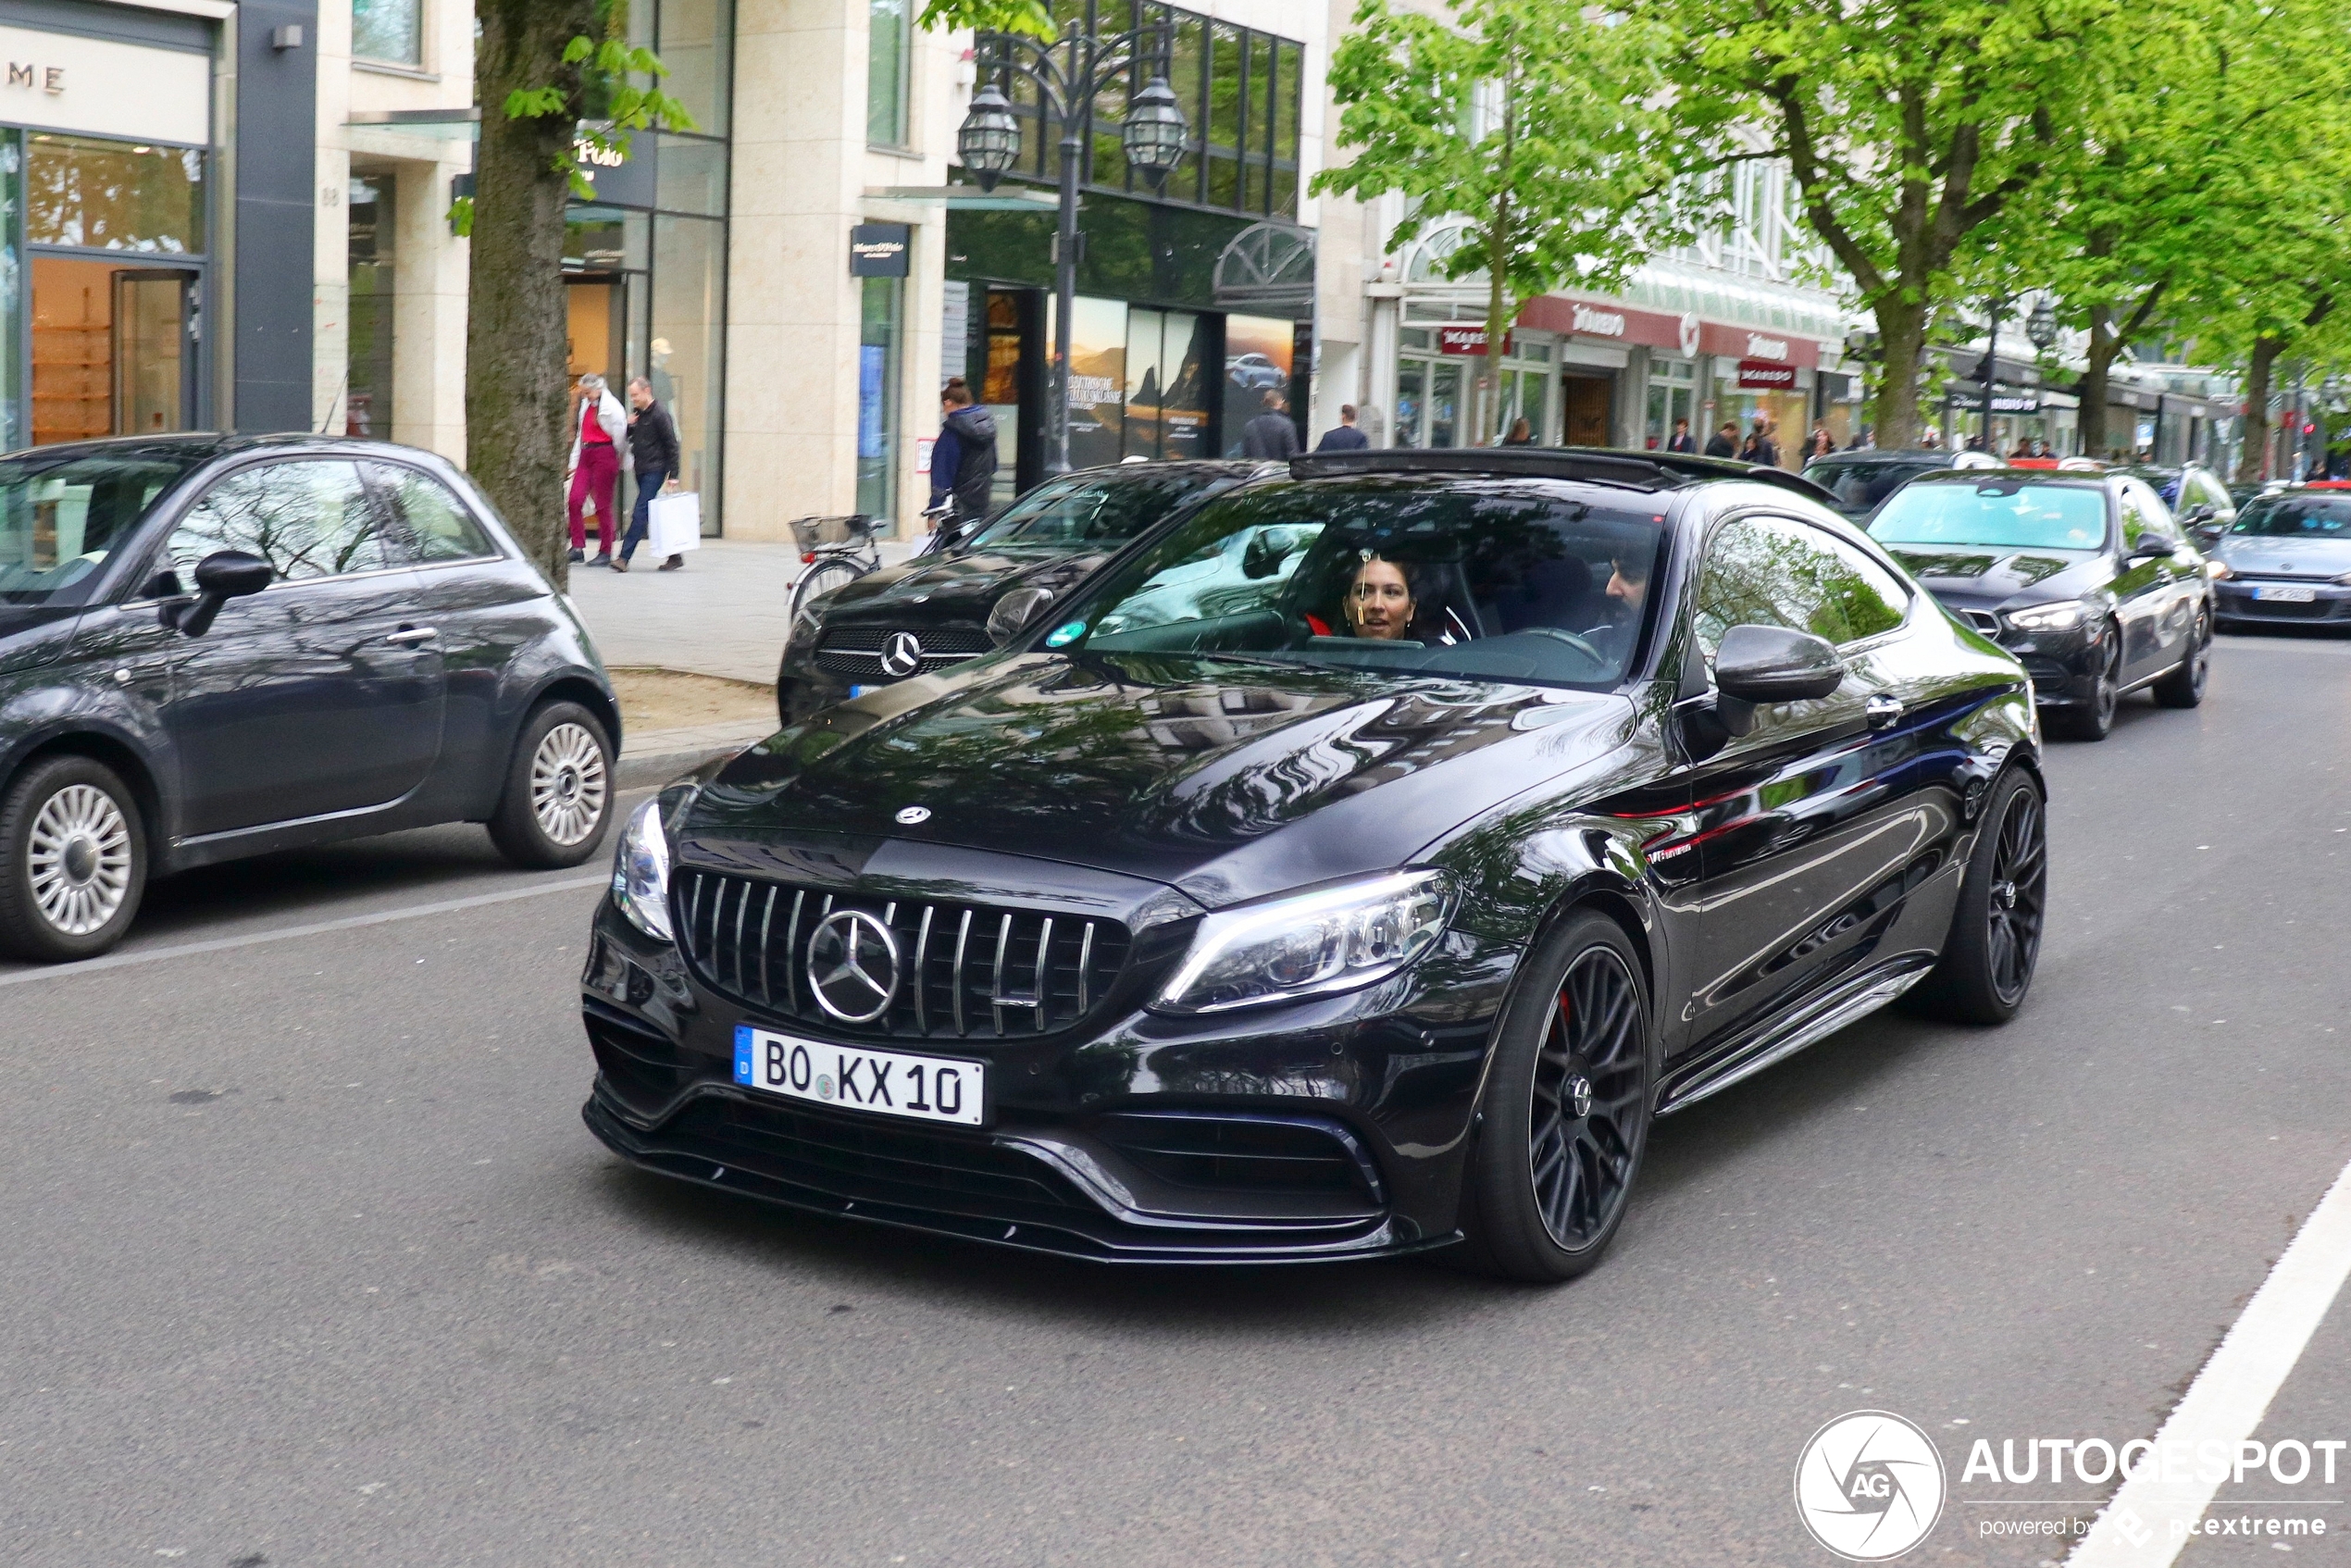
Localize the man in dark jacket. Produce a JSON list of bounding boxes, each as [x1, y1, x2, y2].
[[929, 379, 998, 537], [1665, 418, 1697, 454], [1241, 391, 1301, 459], [616, 376, 684, 572], [1315, 403, 1370, 452], [1703, 420, 1739, 458]]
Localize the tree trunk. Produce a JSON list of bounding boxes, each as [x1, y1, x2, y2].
[[1481, 213, 1510, 448], [469, 0, 598, 589], [2238, 335, 2283, 484], [1870, 298, 1929, 451], [2076, 308, 2118, 459]]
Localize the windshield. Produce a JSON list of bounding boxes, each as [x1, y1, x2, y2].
[[2231, 495, 2351, 539], [1803, 459, 1933, 516], [1051, 476, 1670, 690], [1870, 479, 2108, 551], [0, 448, 201, 606], [963, 467, 1229, 551]]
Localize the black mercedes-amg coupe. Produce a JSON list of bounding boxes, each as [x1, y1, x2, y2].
[[580, 448, 2046, 1282]]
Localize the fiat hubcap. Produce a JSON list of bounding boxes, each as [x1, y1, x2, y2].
[[27, 784, 132, 936], [529, 723, 609, 846]]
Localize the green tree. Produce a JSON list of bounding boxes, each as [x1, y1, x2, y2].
[[1313, 0, 1680, 444], [1649, 0, 2118, 448]]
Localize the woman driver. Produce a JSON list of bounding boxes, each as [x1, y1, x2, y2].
[[1343, 553, 1418, 640]]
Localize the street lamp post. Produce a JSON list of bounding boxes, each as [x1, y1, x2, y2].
[[2024, 298, 2058, 452], [1978, 295, 2008, 452], [957, 25, 1188, 478]]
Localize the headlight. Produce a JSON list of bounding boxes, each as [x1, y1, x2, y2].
[[612, 797, 675, 942], [2208, 561, 2233, 579], [1152, 870, 1452, 1015], [2002, 600, 2086, 633], [2333, 570, 2351, 586]]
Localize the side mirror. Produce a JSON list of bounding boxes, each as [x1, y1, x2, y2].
[[2182, 504, 2216, 525], [1713, 624, 1847, 704], [1240, 529, 1293, 580], [2127, 537, 2177, 562], [174, 549, 274, 637], [986, 584, 1056, 646]]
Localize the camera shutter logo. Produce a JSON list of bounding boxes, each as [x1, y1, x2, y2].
[[1793, 1411, 1946, 1561], [878, 630, 924, 678], [806, 910, 901, 1023]]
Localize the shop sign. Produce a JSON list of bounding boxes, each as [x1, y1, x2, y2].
[[0, 23, 207, 145], [1990, 394, 2040, 414], [1437, 323, 1511, 355], [1569, 303, 1626, 338], [849, 222, 912, 278], [1744, 333, 1790, 362], [1678, 313, 1701, 355], [1737, 359, 1797, 390]]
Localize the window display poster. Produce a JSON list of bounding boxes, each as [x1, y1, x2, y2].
[[1125, 307, 1210, 462], [1222, 314, 1295, 455], [1049, 295, 1129, 472]]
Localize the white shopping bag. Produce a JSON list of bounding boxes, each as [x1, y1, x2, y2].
[[648, 490, 702, 555]]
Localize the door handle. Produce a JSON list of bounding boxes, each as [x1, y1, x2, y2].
[[1864, 692, 1902, 730], [385, 626, 438, 646]]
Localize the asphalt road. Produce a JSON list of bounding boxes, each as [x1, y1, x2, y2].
[[4, 632, 2349, 1568]]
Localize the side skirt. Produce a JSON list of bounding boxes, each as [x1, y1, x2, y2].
[[1656, 956, 1934, 1115]]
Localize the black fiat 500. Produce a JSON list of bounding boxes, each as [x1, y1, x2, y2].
[[581, 449, 2044, 1281], [776, 461, 1273, 727], [0, 435, 619, 962], [1868, 469, 2213, 740]]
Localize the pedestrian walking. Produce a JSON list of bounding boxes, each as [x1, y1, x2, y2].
[[1499, 417, 1535, 446], [1665, 418, 1697, 454], [1241, 391, 1301, 459], [1807, 423, 1835, 460], [1315, 404, 1370, 452], [1758, 421, 1782, 467], [1703, 420, 1739, 458], [615, 375, 683, 573], [1848, 426, 1874, 451], [566, 372, 628, 566], [928, 378, 998, 540]]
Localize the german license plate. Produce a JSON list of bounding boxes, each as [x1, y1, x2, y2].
[[732, 1025, 985, 1126], [2257, 585, 2317, 603]]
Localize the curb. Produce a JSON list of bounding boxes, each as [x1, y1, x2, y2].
[[617, 740, 758, 790]]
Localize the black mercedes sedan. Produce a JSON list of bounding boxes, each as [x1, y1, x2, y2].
[[0, 435, 619, 962], [581, 448, 2044, 1282], [776, 460, 1275, 728], [1867, 468, 2212, 740]]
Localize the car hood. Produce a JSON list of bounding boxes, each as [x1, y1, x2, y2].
[[2211, 536, 2351, 576], [1882, 544, 2108, 610], [687, 653, 1642, 909], [822, 545, 1113, 625]]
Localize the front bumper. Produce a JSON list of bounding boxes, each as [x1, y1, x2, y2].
[[2212, 579, 2351, 627], [1981, 622, 2105, 709], [578, 893, 1497, 1263]]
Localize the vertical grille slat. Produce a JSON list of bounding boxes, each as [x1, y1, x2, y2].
[[674, 873, 1127, 1041]]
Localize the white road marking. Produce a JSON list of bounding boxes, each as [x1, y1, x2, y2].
[[2068, 1153, 2351, 1566], [0, 873, 612, 989]]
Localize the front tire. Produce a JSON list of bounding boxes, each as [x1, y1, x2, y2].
[[1455, 911, 1655, 1283], [2048, 622, 2121, 741], [488, 702, 615, 869], [2151, 606, 2211, 708], [0, 755, 147, 962], [1902, 768, 2047, 1026]]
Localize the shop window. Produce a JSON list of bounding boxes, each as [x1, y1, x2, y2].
[[1396, 361, 1425, 448], [25, 135, 202, 255], [866, 0, 909, 147], [353, 0, 422, 66], [347, 176, 395, 440], [1124, 306, 1207, 461], [661, 0, 733, 136], [654, 135, 728, 217], [858, 275, 902, 521], [652, 215, 725, 530]]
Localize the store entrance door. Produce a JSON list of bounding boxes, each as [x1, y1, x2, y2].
[[31, 257, 197, 444], [566, 277, 629, 386], [1562, 373, 1611, 447]]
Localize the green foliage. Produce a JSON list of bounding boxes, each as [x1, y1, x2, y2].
[[915, 0, 1055, 40]]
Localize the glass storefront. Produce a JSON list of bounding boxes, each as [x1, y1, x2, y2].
[[1644, 356, 1698, 449], [1393, 326, 1556, 447], [857, 275, 901, 518], [346, 176, 394, 438]]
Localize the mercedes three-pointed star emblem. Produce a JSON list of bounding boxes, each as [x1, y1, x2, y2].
[[806, 909, 901, 1022], [878, 630, 924, 678]]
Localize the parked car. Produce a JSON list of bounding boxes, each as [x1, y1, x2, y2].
[[0, 435, 619, 962], [581, 446, 2045, 1282], [1867, 467, 2212, 740], [775, 461, 1273, 728], [1802, 449, 1984, 522], [1225, 353, 1287, 392], [2117, 463, 2237, 546], [2207, 487, 2351, 630]]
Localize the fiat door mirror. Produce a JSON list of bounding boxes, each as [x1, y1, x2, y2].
[[2126, 537, 2176, 562], [174, 549, 274, 637]]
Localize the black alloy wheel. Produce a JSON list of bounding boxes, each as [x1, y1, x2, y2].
[[2152, 606, 2211, 708], [1456, 910, 1654, 1282], [1903, 768, 2047, 1026], [2052, 622, 2121, 740]]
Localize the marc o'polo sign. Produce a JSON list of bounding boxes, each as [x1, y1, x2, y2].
[[850, 223, 912, 278]]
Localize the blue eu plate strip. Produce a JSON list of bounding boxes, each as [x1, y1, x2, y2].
[[732, 1025, 753, 1084]]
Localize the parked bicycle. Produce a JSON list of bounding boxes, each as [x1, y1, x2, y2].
[[786, 514, 882, 641]]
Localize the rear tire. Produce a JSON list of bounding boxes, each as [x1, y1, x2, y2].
[[2151, 606, 2211, 708], [1454, 911, 1655, 1283], [2048, 623, 2121, 741], [0, 755, 147, 962], [1902, 768, 2046, 1026], [789, 560, 864, 641], [488, 701, 615, 869]]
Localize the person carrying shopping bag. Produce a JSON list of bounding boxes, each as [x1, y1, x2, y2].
[[566, 372, 629, 566], [615, 376, 684, 572]]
